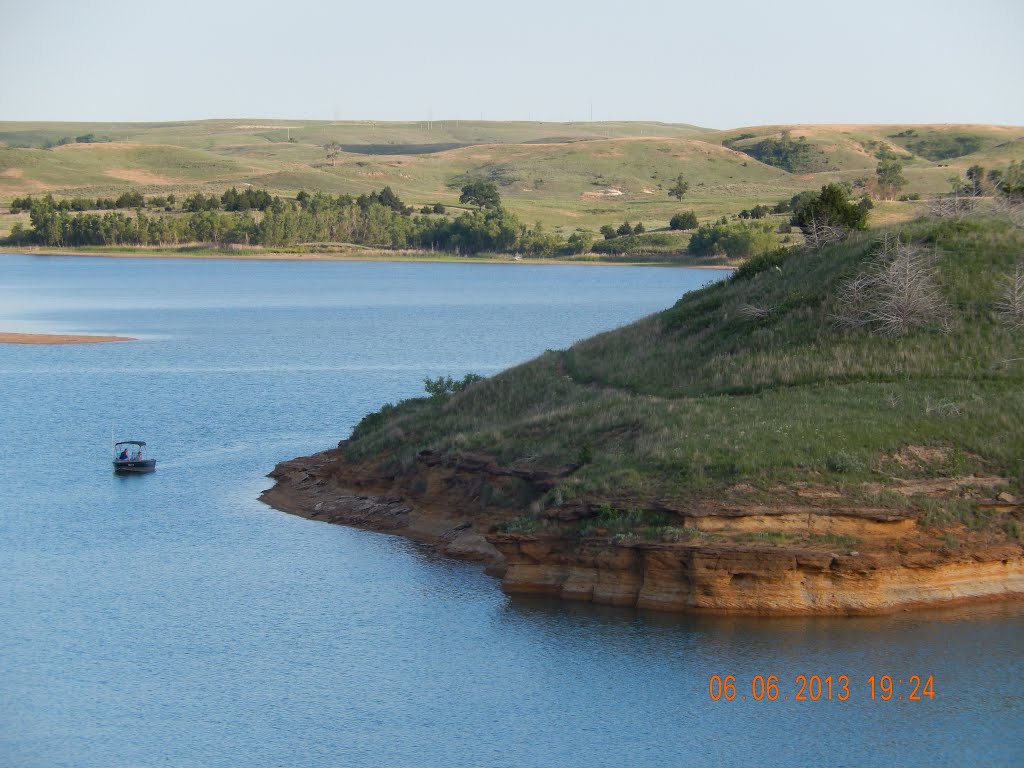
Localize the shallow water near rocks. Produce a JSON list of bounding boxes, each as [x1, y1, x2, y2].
[[1, 254, 1020, 767]]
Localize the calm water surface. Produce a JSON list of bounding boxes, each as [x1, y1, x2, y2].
[[0, 254, 1020, 768]]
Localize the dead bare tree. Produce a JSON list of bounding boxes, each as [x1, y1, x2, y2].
[[926, 192, 977, 219], [324, 141, 342, 168], [992, 192, 1024, 229], [995, 260, 1024, 330], [739, 303, 774, 319], [834, 234, 950, 335], [801, 212, 848, 250]]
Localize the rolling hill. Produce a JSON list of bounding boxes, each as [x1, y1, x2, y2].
[[3, 120, 1023, 239]]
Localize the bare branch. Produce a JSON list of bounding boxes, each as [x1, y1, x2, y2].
[[739, 303, 773, 319], [926, 193, 977, 219], [992, 193, 1024, 229], [833, 234, 950, 336], [801, 211, 848, 250], [995, 260, 1024, 330]]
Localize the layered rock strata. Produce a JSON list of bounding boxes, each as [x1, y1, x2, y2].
[[261, 447, 1024, 615]]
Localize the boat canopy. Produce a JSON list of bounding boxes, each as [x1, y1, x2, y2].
[[114, 441, 147, 447]]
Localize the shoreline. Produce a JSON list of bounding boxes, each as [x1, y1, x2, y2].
[[0, 246, 737, 269], [261, 449, 1024, 617], [0, 332, 136, 345]]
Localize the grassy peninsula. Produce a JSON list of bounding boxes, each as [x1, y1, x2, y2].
[[265, 212, 1024, 613], [347, 214, 1024, 528]]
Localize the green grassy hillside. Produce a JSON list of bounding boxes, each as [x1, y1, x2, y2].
[[343, 215, 1024, 539], [3, 120, 1023, 238]]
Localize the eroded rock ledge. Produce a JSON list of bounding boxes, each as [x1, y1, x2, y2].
[[260, 446, 1024, 615]]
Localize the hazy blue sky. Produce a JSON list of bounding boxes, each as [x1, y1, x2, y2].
[[2, 0, 1021, 127]]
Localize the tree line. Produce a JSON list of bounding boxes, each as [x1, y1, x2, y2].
[[10, 191, 164, 213], [5, 183, 575, 256]]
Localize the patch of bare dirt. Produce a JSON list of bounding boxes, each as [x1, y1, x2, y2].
[[581, 188, 624, 199], [864, 476, 1009, 498], [893, 445, 950, 468], [104, 168, 178, 185]]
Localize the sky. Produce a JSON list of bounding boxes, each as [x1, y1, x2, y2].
[[2, 0, 1022, 128]]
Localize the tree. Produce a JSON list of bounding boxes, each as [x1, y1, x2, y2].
[[734, 129, 828, 172], [995, 260, 1024, 329], [965, 165, 986, 196], [835, 234, 949, 335], [669, 211, 698, 230], [616, 221, 633, 236], [875, 159, 907, 200], [459, 180, 501, 209], [792, 184, 869, 231], [633, 222, 645, 234], [687, 220, 777, 258], [600, 224, 617, 240], [324, 141, 342, 167], [115, 190, 145, 209], [564, 232, 593, 255], [739, 205, 772, 220], [668, 174, 689, 201], [183, 193, 220, 212]]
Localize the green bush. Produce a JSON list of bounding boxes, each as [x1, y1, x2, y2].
[[669, 211, 698, 230], [687, 221, 777, 258], [729, 248, 788, 282], [424, 373, 484, 398]]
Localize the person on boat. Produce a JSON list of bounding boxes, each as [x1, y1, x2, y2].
[[119, 448, 129, 460]]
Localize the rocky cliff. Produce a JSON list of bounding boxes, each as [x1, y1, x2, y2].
[[261, 445, 1024, 615]]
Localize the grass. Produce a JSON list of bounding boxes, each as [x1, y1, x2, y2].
[[344, 214, 1024, 538]]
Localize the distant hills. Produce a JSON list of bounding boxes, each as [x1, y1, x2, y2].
[[2, 120, 1022, 234]]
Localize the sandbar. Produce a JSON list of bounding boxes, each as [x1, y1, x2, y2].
[[0, 332, 135, 345]]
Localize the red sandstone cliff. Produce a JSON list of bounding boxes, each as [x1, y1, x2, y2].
[[260, 445, 1024, 615]]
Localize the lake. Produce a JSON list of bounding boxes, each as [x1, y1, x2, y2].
[[0, 254, 1020, 768]]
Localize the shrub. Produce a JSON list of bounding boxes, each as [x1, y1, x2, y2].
[[423, 373, 484, 398], [792, 184, 869, 231], [729, 248, 788, 282], [563, 232, 593, 255], [825, 451, 864, 474], [687, 221, 777, 258], [669, 211, 698, 230]]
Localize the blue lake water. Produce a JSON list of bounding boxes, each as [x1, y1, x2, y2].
[[0, 254, 1021, 768]]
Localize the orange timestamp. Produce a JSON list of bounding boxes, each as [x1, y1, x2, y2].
[[708, 674, 936, 702]]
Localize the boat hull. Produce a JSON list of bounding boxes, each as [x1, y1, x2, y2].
[[113, 459, 157, 473]]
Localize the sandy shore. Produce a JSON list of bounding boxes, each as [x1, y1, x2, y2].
[[0, 332, 136, 345]]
